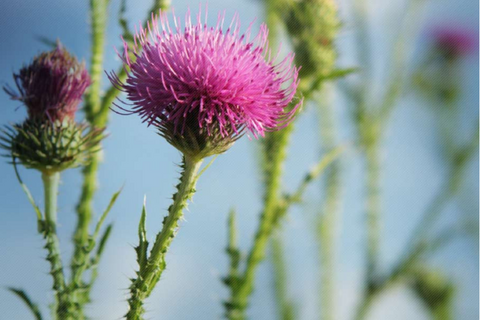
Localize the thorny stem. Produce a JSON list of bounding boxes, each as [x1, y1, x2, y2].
[[41, 172, 74, 319], [71, 0, 108, 313], [126, 156, 203, 320]]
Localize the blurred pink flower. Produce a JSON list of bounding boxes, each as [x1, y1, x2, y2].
[[431, 26, 478, 57], [108, 8, 301, 139], [4, 42, 91, 122]]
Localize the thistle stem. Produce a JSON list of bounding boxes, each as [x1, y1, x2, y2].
[[41, 172, 73, 319], [271, 234, 295, 320], [226, 126, 292, 320], [365, 135, 381, 282], [126, 156, 203, 320], [71, 0, 108, 315], [316, 85, 341, 320], [73, 0, 107, 270]]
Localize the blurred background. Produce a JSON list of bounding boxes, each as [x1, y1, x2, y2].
[[0, 0, 477, 319]]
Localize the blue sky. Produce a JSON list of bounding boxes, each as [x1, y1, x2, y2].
[[0, 0, 478, 319]]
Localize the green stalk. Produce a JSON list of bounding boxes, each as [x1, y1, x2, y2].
[[72, 0, 108, 294], [316, 85, 341, 320], [271, 234, 295, 320], [226, 125, 293, 320], [126, 156, 203, 320], [41, 172, 73, 319], [365, 134, 381, 283], [84, 0, 108, 122]]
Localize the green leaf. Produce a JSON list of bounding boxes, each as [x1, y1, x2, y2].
[[12, 158, 43, 222], [289, 143, 348, 204], [92, 187, 122, 240], [303, 67, 359, 99], [318, 67, 359, 82], [408, 268, 455, 320], [34, 35, 57, 48], [95, 223, 113, 262], [136, 196, 149, 271], [7, 288, 43, 320]]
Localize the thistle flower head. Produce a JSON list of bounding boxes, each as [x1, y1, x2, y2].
[[4, 41, 91, 122], [108, 8, 301, 158], [431, 27, 478, 58]]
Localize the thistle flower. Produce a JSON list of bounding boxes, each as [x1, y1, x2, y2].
[[4, 41, 91, 122], [1, 43, 101, 174], [431, 27, 478, 59], [108, 9, 301, 159]]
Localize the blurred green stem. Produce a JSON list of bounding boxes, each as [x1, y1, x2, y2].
[[365, 133, 381, 282], [354, 132, 478, 319], [226, 125, 293, 320], [126, 156, 203, 320], [271, 233, 295, 320], [72, 0, 108, 297], [316, 85, 341, 320]]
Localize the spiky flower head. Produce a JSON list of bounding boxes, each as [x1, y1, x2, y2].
[[108, 8, 301, 159], [1, 43, 102, 174], [4, 41, 91, 122], [1, 120, 103, 174]]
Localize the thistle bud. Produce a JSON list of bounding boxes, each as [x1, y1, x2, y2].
[[2, 119, 102, 174], [4, 41, 91, 122], [284, 0, 340, 80], [1, 42, 102, 173]]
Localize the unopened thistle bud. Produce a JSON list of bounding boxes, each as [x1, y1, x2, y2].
[[1, 42, 102, 174], [284, 0, 340, 81], [108, 9, 301, 160]]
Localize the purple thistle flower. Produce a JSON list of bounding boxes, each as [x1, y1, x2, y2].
[[431, 27, 478, 58], [108, 8, 301, 143], [4, 42, 91, 122]]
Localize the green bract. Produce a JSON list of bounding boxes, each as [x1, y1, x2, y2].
[[1, 119, 103, 174], [157, 113, 241, 161]]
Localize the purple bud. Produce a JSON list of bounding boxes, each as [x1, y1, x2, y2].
[[4, 42, 91, 122]]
